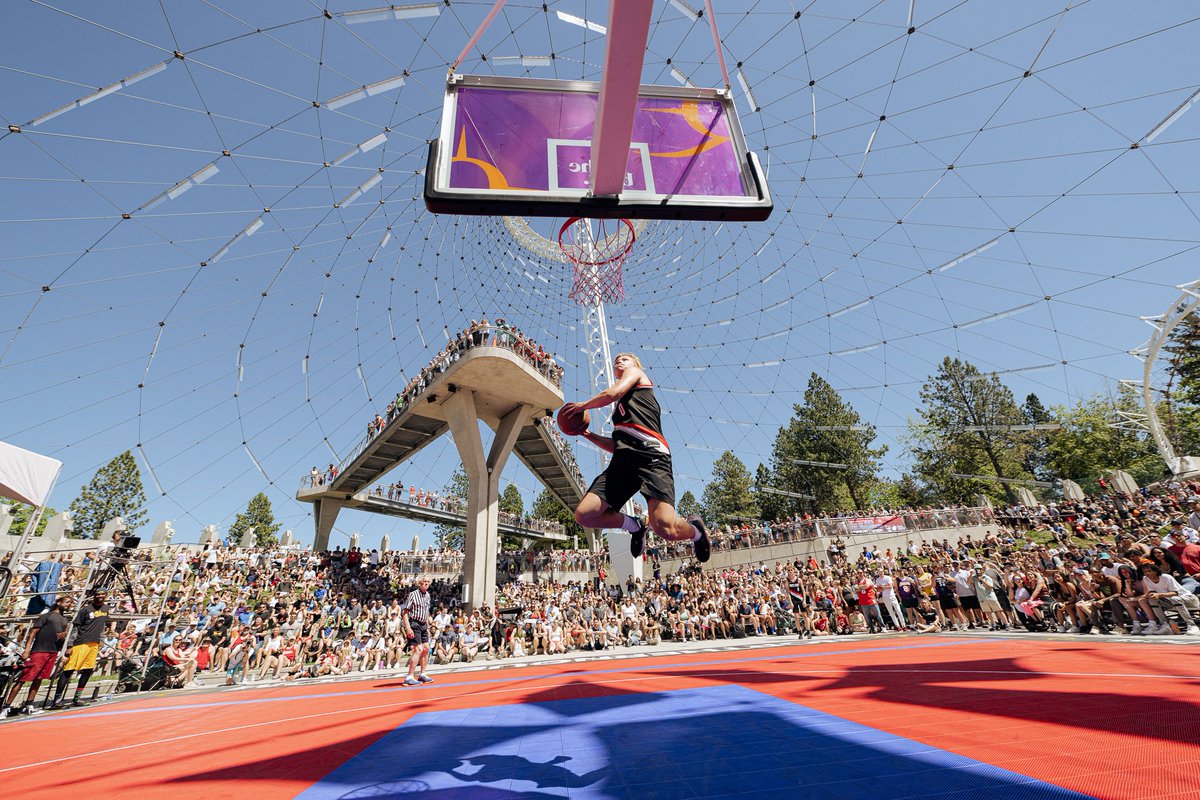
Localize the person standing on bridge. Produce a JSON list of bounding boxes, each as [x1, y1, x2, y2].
[[561, 353, 710, 564], [401, 577, 434, 686]]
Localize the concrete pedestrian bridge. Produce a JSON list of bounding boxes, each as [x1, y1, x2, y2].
[[297, 345, 589, 609]]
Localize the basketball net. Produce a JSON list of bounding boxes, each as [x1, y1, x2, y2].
[[558, 217, 635, 306]]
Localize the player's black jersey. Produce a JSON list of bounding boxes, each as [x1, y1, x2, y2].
[[612, 383, 669, 456]]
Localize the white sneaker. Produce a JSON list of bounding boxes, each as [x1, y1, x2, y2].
[[403, 676, 419, 686], [1186, 627, 1200, 636], [1068, 626, 1080, 634], [1153, 624, 1175, 636], [1130, 623, 1145, 635]]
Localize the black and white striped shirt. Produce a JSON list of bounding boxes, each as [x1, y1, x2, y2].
[[401, 588, 431, 624]]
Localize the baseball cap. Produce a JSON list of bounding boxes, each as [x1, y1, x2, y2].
[[1098, 552, 1112, 560]]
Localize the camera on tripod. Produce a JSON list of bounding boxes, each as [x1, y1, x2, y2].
[[113, 534, 141, 552], [92, 532, 143, 611]]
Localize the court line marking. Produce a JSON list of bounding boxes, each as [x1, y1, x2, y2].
[[3, 652, 1198, 777], [24, 639, 985, 721]]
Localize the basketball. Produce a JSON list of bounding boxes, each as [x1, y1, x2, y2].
[[556, 405, 590, 436]]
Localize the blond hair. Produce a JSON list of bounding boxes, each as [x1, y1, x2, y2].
[[614, 352, 643, 369]]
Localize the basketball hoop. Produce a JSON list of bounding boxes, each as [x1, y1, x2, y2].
[[558, 217, 635, 306]]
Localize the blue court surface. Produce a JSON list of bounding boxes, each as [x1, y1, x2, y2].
[[295, 684, 1093, 799]]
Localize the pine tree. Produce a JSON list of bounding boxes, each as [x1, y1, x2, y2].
[[531, 486, 580, 549], [68, 450, 149, 538], [1022, 393, 1055, 485], [910, 357, 1032, 505], [434, 466, 470, 551], [701, 451, 758, 525], [769, 372, 886, 512], [499, 483, 526, 551], [499, 484, 524, 517], [228, 491, 281, 547], [753, 463, 789, 520], [1, 501, 58, 537], [676, 490, 702, 519]]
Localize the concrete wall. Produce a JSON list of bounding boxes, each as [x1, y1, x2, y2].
[[652, 523, 993, 575]]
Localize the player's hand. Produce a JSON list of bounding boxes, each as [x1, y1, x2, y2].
[[561, 401, 586, 417]]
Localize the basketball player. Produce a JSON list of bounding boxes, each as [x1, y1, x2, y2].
[[562, 353, 711, 563]]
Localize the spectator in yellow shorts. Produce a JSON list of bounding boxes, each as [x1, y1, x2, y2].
[[50, 589, 110, 709]]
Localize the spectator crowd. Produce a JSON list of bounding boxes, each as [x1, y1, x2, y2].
[[4, 479, 1200, 717]]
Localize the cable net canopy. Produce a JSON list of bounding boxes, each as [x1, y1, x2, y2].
[[1, 2, 1199, 541]]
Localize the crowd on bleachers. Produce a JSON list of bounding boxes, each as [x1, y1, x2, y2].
[[3, 480, 1199, 716]]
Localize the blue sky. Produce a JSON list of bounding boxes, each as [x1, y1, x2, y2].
[[2, 1, 1199, 548]]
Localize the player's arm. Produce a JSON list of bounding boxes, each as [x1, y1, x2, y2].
[[566, 367, 644, 414], [583, 430, 615, 453]]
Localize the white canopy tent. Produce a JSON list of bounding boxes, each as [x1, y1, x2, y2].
[[0, 440, 63, 595], [0, 440, 62, 507]]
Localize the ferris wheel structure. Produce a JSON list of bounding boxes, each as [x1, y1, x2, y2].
[[1122, 281, 1200, 476]]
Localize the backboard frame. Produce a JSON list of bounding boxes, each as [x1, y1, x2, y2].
[[424, 73, 772, 221]]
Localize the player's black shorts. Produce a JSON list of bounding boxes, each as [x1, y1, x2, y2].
[[587, 447, 675, 510], [407, 620, 430, 645]]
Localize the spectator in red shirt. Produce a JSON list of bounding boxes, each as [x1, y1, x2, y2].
[[855, 572, 885, 633], [1166, 529, 1200, 594]]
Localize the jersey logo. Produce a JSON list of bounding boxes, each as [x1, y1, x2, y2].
[[617, 402, 625, 416]]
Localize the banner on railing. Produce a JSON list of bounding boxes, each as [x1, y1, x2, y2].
[[844, 515, 907, 534]]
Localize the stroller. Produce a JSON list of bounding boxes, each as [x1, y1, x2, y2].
[[115, 655, 176, 693]]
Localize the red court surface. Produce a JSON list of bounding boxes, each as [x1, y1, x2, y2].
[[1, 635, 1197, 799]]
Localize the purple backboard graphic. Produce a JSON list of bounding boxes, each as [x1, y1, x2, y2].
[[425, 75, 772, 221]]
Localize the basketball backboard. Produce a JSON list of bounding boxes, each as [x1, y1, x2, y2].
[[424, 74, 772, 221]]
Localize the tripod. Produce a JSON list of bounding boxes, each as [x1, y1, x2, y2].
[[89, 548, 140, 613]]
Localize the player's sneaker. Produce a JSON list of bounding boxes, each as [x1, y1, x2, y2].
[[403, 676, 420, 686], [629, 517, 648, 559], [417, 674, 434, 684], [688, 516, 711, 563]]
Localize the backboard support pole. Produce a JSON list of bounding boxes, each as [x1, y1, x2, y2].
[[589, 0, 654, 197]]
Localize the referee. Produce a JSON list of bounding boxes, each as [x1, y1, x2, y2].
[[402, 577, 434, 686]]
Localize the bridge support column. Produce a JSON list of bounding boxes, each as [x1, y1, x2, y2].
[[445, 390, 532, 611], [312, 497, 343, 552]]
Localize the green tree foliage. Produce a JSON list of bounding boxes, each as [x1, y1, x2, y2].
[[0, 501, 58, 537], [498, 483, 527, 551], [752, 464, 785, 521], [1043, 390, 1165, 491], [1022, 393, 1055, 486], [1162, 312, 1200, 454], [68, 450, 149, 538], [676, 490, 702, 519], [499, 484, 524, 516], [768, 373, 886, 512], [893, 474, 928, 507], [701, 451, 758, 525], [910, 357, 1032, 505], [531, 487, 580, 549], [228, 491, 281, 547], [434, 466, 470, 551]]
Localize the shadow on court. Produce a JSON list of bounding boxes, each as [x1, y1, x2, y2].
[[161, 684, 1094, 799]]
